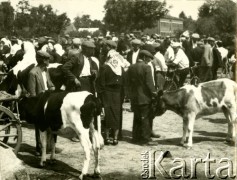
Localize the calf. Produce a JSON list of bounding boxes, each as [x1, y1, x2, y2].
[[19, 91, 104, 180], [155, 78, 237, 148]]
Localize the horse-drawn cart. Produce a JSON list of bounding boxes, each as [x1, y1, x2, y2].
[[0, 92, 22, 154]]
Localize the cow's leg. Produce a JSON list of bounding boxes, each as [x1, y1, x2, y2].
[[180, 118, 188, 145], [76, 132, 91, 180], [39, 131, 47, 167], [228, 108, 236, 144], [91, 130, 102, 176], [223, 107, 236, 143], [222, 107, 232, 141], [92, 142, 100, 176], [49, 134, 57, 164], [186, 112, 196, 149]]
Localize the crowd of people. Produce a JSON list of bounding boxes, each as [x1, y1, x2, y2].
[[0, 31, 235, 152]]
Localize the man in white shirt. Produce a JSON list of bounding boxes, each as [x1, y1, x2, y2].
[[152, 43, 167, 90], [127, 39, 141, 65], [62, 41, 99, 93], [170, 42, 189, 87], [163, 39, 174, 63]]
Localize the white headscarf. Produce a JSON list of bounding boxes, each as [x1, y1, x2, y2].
[[105, 50, 123, 76], [54, 44, 65, 56], [106, 49, 130, 74], [13, 41, 37, 76]]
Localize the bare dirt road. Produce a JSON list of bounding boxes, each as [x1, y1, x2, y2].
[[14, 103, 236, 180]]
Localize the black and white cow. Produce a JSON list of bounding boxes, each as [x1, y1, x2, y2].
[[19, 90, 104, 180], [155, 78, 237, 148]]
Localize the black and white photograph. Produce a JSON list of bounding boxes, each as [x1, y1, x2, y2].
[[0, 0, 236, 179]]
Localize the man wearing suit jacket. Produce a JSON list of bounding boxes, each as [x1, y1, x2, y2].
[[27, 50, 55, 156], [127, 39, 141, 65], [62, 41, 99, 94], [28, 50, 55, 96], [200, 37, 213, 82], [127, 50, 157, 145]]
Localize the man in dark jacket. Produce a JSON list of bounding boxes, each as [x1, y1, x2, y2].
[[127, 39, 141, 65], [127, 50, 157, 145], [62, 41, 99, 94]]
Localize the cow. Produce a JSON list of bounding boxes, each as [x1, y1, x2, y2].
[[155, 78, 237, 149], [19, 90, 104, 180]]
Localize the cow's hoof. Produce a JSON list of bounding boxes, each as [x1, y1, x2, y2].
[[183, 144, 192, 149], [93, 173, 101, 178], [79, 174, 83, 180], [49, 159, 56, 165], [39, 161, 46, 168]]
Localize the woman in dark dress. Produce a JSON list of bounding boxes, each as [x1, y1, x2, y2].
[[97, 50, 125, 145]]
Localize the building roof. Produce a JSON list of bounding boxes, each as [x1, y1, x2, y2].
[[161, 15, 183, 21]]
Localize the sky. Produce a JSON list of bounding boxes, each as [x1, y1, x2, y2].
[[6, 0, 206, 21]]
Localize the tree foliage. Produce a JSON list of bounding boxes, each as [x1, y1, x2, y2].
[[179, 11, 196, 33], [73, 14, 104, 31], [197, 0, 236, 36], [103, 0, 169, 33], [0, 0, 70, 38], [0, 2, 14, 36]]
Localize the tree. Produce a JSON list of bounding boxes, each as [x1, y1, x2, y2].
[[197, 0, 236, 36], [0, 2, 14, 35], [179, 11, 187, 19], [103, 0, 169, 33], [179, 11, 197, 33], [14, 1, 70, 37], [73, 15, 104, 30]]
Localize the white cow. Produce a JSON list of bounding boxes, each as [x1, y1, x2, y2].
[[155, 78, 237, 148]]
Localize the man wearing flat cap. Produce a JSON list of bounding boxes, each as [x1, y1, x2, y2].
[[68, 38, 82, 59], [127, 39, 141, 65], [62, 40, 99, 93], [27, 50, 55, 155], [127, 50, 158, 145], [200, 37, 218, 82]]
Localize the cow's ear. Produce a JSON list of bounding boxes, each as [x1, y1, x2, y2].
[[80, 101, 96, 115], [157, 90, 163, 97], [94, 98, 102, 115]]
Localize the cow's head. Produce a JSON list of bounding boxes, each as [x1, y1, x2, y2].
[[80, 95, 102, 128], [154, 90, 167, 116]]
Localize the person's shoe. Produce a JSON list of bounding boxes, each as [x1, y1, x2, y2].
[[55, 147, 63, 154], [104, 139, 112, 145], [71, 137, 80, 142], [151, 132, 161, 138], [112, 139, 118, 146]]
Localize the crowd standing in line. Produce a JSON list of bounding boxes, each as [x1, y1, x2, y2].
[[0, 31, 235, 150]]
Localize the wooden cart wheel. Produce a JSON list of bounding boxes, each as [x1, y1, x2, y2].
[[0, 105, 22, 154]]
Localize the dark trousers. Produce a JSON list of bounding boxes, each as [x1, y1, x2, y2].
[[212, 66, 218, 80], [155, 71, 166, 90], [177, 68, 189, 87], [199, 66, 213, 82], [132, 104, 153, 143]]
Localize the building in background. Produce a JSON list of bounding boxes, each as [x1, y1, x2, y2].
[[144, 15, 183, 37]]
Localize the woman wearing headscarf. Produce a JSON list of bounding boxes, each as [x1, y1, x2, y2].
[[12, 41, 37, 76], [97, 46, 126, 145]]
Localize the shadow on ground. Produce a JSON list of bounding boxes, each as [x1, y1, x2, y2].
[[203, 117, 227, 124]]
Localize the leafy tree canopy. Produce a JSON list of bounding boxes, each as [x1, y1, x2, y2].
[[103, 0, 169, 33]]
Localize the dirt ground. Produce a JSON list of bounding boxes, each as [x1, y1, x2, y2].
[[9, 102, 235, 180]]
